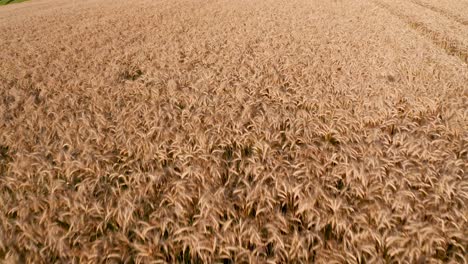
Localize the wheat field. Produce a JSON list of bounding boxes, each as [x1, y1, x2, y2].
[[0, 0, 467, 263]]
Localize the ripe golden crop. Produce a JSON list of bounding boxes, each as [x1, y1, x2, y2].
[[0, 0, 467, 262]]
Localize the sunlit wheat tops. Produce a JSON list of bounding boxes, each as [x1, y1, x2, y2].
[[0, 0, 467, 262]]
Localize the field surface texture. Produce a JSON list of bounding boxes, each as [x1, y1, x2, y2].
[[0, 0, 467, 263]]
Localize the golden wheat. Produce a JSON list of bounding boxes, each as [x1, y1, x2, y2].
[[0, 0, 467, 263]]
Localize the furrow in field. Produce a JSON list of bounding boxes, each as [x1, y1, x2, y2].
[[416, 0, 468, 22], [379, 0, 468, 43], [372, 0, 468, 64], [409, 0, 468, 26]]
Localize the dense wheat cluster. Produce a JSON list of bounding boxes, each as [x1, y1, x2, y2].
[[0, 0, 467, 262]]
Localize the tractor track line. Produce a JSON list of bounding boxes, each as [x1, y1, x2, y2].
[[373, 0, 468, 65], [409, 0, 468, 26]]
